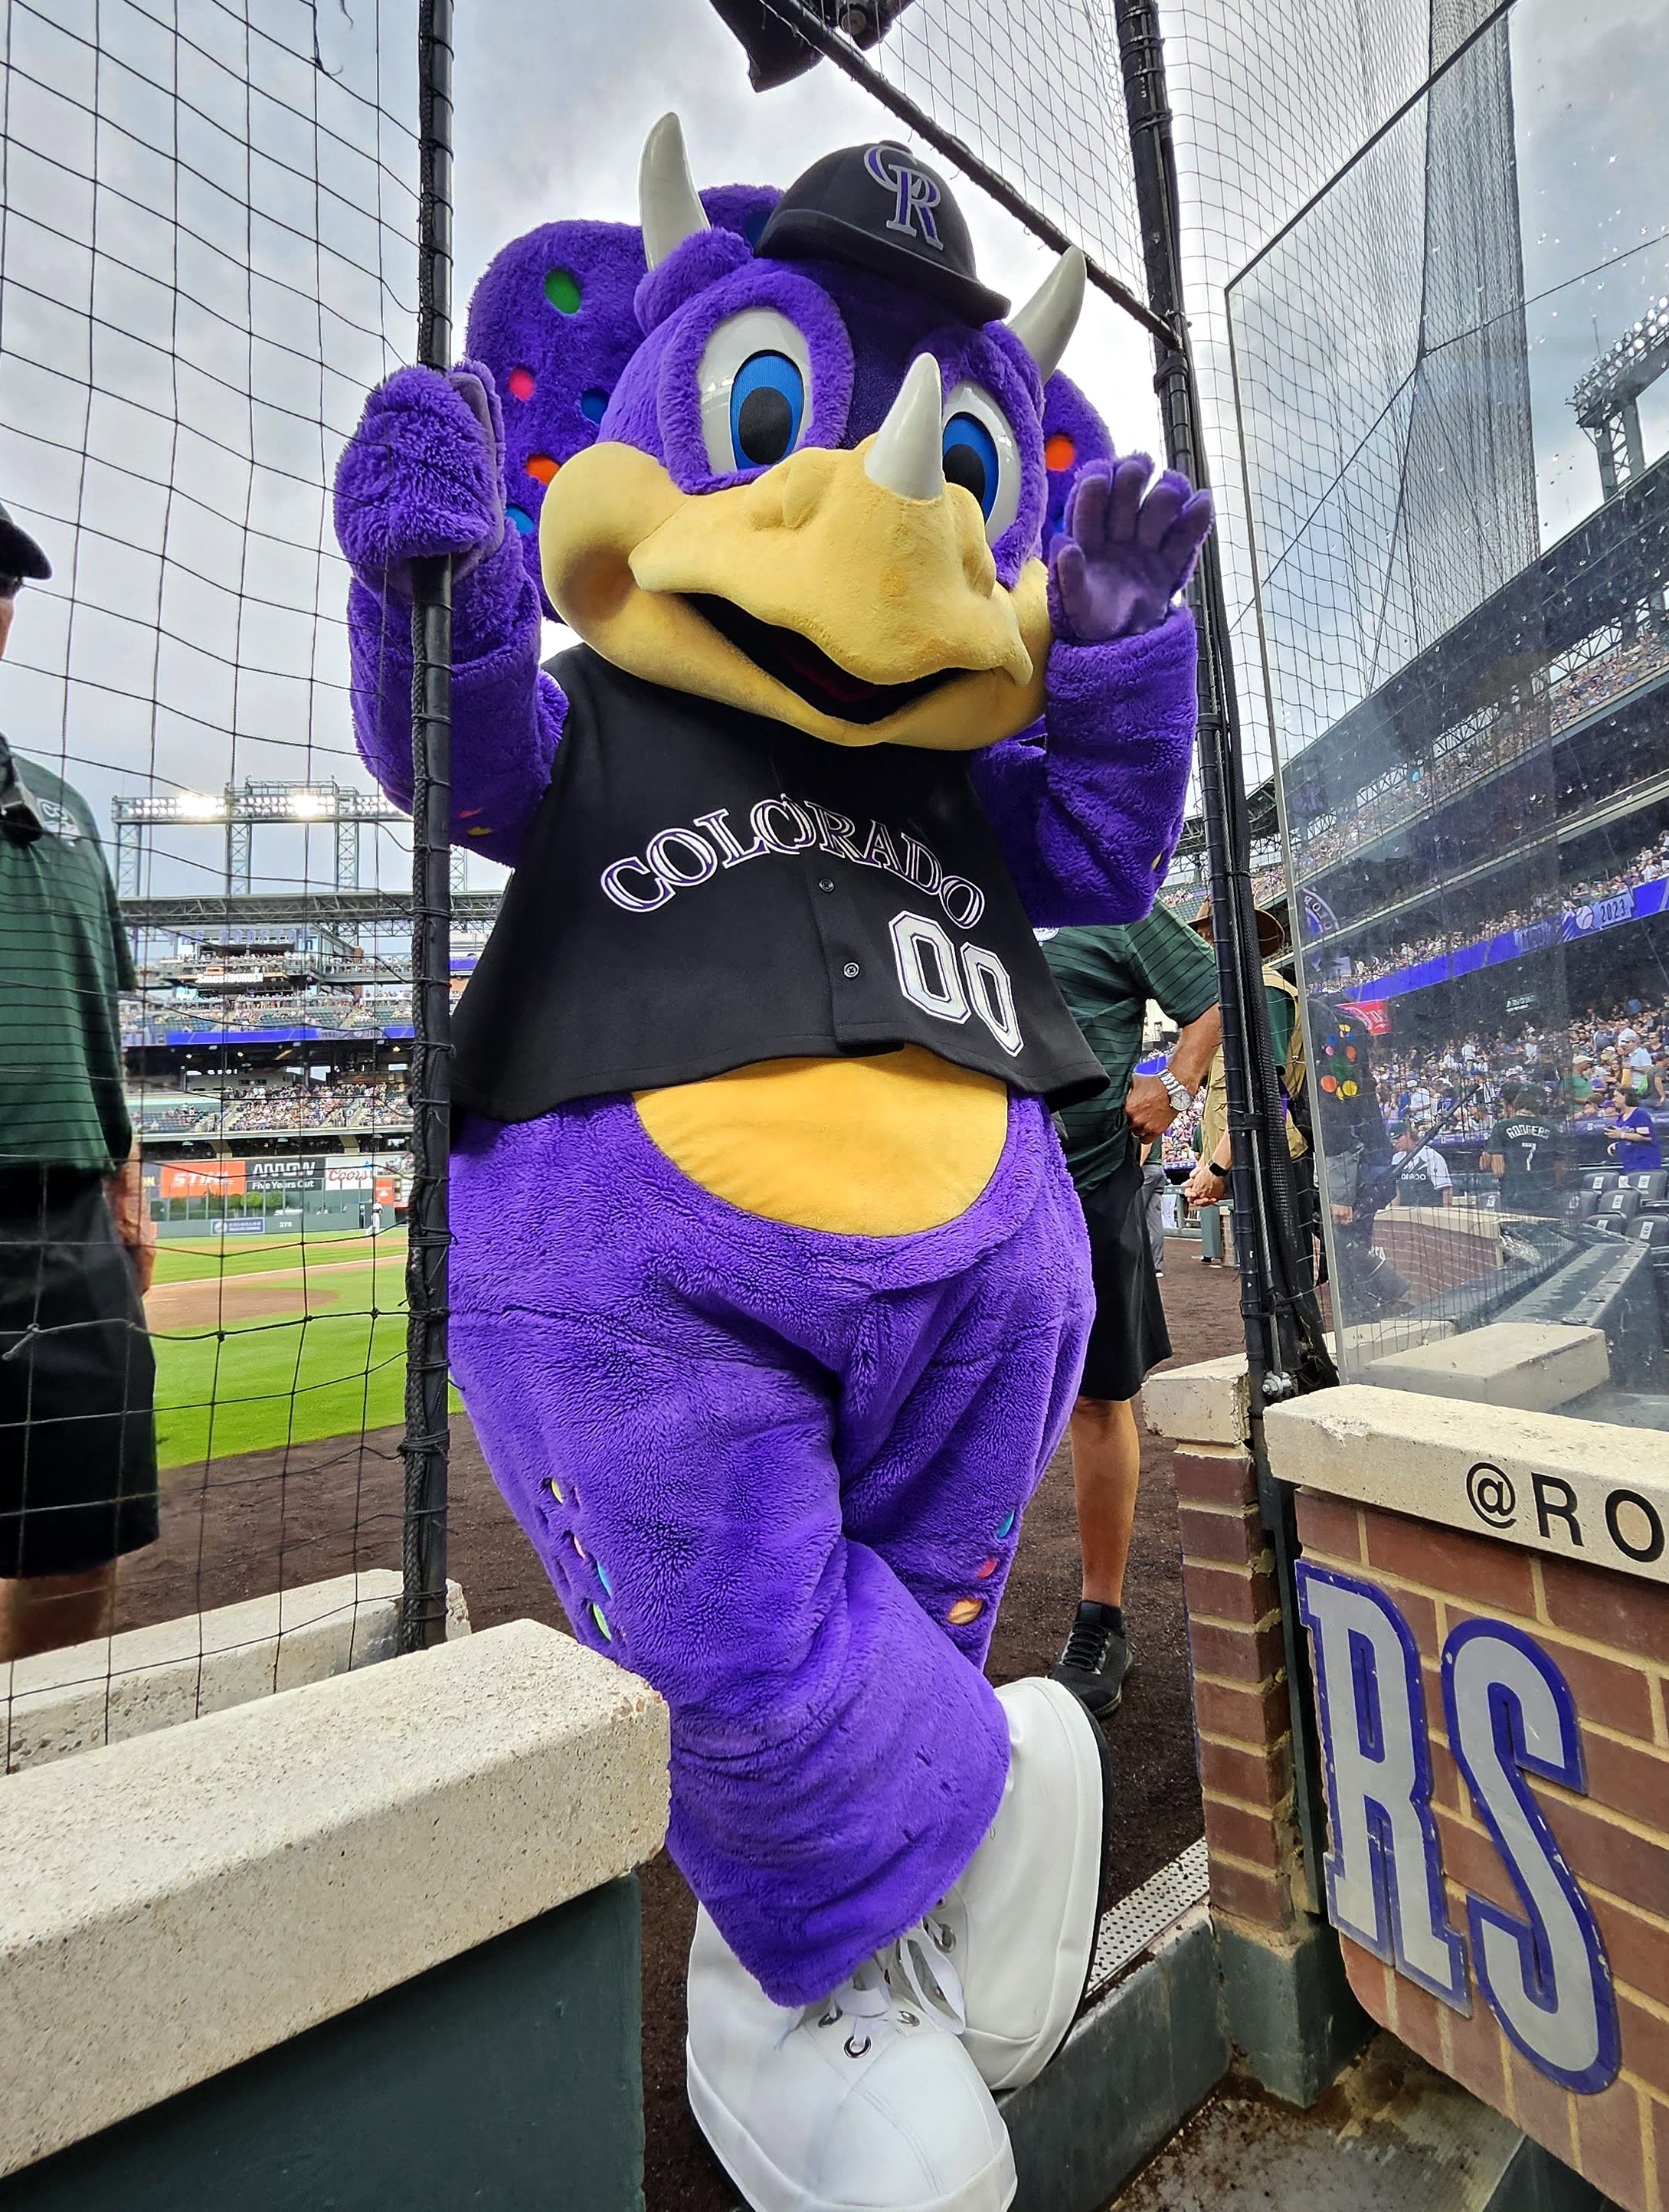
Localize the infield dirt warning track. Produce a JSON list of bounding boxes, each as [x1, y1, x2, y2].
[[142, 1251, 393, 1332]]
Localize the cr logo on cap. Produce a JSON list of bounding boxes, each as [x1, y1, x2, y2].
[[863, 146, 943, 249]]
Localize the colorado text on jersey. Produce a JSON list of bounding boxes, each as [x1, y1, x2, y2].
[[599, 794, 987, 928]]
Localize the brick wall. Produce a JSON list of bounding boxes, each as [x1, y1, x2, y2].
[[1173, 1445, 1308, 1934], [1294, 1490, 1669, 2212]]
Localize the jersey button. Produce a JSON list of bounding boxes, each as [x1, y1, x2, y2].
[[843, 961, 860, 979], [818, 878, 836, 893]]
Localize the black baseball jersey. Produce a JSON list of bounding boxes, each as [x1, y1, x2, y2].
[[451, 646, 1108, 1122], [1487, 1114, 1563, 1209]]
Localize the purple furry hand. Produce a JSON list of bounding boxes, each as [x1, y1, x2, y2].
[[1047, 456, 1213, 645], [333, 359, 507, 600]]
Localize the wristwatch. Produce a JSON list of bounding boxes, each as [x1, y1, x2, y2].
[[1158, 1065, 1193, 1115]]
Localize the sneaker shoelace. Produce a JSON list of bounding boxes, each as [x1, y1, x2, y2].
[[788, 1912, 967, 2057], [784, 1953, 894, 2055], [1060, 1615, 1118, 1676], [887, 1910, 967, 2034]]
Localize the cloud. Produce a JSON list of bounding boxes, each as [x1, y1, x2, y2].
[[450, 0, 1159, 442]]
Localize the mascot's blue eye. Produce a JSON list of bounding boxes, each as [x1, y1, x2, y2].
[[942, 412, 1001, 519], [729, 351, 805, 470]]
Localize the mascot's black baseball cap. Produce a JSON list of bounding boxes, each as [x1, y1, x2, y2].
[[0, 502, 51, 583], [757, 142, 1009, 325]]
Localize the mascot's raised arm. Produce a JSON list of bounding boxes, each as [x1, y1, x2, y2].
[[335, 116, 1209, 2212]]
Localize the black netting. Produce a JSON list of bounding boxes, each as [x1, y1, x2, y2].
[[0, 0, 427, 1749]]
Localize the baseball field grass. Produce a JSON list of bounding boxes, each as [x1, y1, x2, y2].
[[150, 1228, 407, 1284], [146, 1232, 457, 1468]]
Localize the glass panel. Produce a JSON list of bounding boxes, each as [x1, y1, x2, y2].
[[1229, 0, 1669, 1421]]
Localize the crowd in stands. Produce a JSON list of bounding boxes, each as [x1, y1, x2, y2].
[[123, 991, 406, 1044], [224, 1077, 407, 1131], [121, 975, 473, 1049], [1366, 991, 1669, 1146], [131, 1099, 221, 1132], [133, 1074, 409, 1136], [1142, 989, 1669, 1183], [1288, 623, 1669, 878], [1337, 830, 1669, 990]]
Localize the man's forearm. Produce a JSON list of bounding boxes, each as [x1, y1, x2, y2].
[[1167, 1007, 1223, 1098], [103, 1156, 144, 1239], [104, 1155, 156, 1288]]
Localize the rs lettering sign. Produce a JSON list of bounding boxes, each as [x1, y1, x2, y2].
[[1295, 1562, 1621, 2094]]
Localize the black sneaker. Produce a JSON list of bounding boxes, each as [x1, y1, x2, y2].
[[1050, 1601, 1132, 1719]]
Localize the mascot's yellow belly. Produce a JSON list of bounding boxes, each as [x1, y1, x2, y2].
[[633, 1046, 1009, 1233]]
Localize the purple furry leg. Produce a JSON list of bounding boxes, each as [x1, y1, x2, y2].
[[447, 1092, 1091, 2007]]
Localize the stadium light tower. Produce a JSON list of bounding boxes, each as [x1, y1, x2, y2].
[[112, 779, 410, 898], [1572, 297, 1669, 499]]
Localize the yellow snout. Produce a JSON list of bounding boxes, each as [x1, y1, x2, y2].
[[540, 437, 1052, 751]]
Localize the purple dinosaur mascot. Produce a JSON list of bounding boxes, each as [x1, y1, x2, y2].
[[335, 117, 1209, 2212]]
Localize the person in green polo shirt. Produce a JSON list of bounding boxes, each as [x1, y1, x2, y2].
[[0, 506, 158, 1662], [1039, 905, 1220, 1717]]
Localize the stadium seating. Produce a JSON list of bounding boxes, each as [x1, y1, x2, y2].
[[1599, 1189, 1643, 1220], [1615, 1170, 1669, 1197], [1582, 1170, 1622, 1192], [1563, 1191, 1601, 1222]]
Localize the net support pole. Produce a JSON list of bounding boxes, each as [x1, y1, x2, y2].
[[1111, 0, 1334, 1894], [1111, 0, 1279, 1392], [398, 0, 454, 1654]]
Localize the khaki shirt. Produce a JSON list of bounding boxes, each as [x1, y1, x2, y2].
[[1199, 967, 1305, 1167]]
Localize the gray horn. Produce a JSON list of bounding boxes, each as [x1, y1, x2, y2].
[[1006, 247, 1085, 383], [640, 113, 709, 270], [864, 355, 947, 503]]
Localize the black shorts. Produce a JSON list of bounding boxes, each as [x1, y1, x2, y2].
[[1076, 1147, 1171, 1402], [0, 1171, 158, 1579]]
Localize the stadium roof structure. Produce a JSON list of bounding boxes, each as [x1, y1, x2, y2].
[[1285, 453, 1669, 794], [123, 891, 503, 931], [1173, 774, 1280, 863]]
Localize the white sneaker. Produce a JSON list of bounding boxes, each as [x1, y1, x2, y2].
[[897, 1676, 1108, 2093], [686, 1906, 1016, 2212]]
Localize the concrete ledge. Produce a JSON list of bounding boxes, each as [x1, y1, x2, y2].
[[1362, 1322, 1610, 1413], [1144, 1354, 1251, 1448], [1337, 1314, 1456, 1364], [1265, 1385, 1669, 1585], [0, 1618, 670, 2177], [1, 1571, 470, 1775]]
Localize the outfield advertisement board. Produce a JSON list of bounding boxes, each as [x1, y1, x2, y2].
[[159, 1161, 246, 1197], [324, 1163, 375, 1191], [246, 1157, 326, 1192], [153, 1157, 388, 1202]]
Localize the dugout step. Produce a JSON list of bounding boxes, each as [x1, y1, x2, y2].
[[1105, 2031, 1618, 2212]]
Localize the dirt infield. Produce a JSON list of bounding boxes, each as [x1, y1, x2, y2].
[[114, 1241, 1235, 2212], [143, 1256, 380, 1332], [145, 1279, 345, 1328]]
